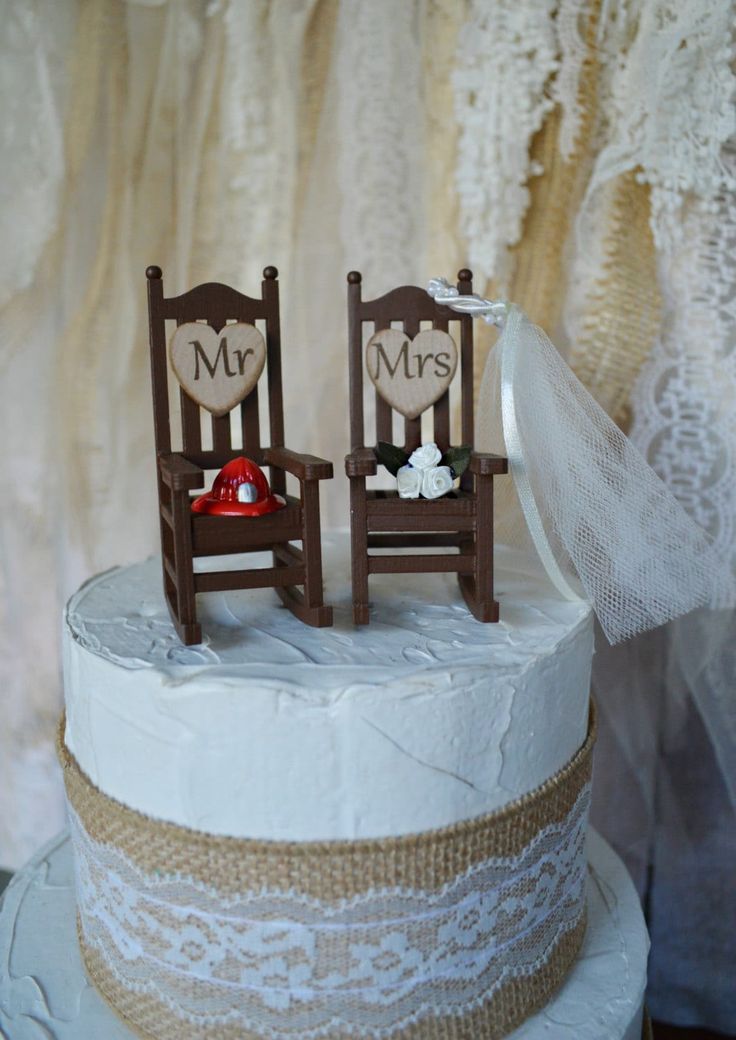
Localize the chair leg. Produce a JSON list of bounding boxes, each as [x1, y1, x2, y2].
[[169, 489, 202, 645], [301, 480, 324, 608], [350, 476, 370, 624], [276, 583, 332, 627], [171, 606, 202, 646], [284, 478, 332, 627], [459, 473, 499, 623]]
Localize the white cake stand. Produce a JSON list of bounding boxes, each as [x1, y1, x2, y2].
[[0, 829, 648, 1040]]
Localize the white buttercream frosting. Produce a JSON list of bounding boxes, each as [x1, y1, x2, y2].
[[63, 534, 593, 840]]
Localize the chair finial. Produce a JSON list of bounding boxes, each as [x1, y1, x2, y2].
[[347, 271, 362, 284], [263, 266, 278, 280], [458, 268, 472, 283], [146, 265, 162, 280]]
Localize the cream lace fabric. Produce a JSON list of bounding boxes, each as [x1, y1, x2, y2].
[[336, 0, 426, 295], [585, 0, 736, 254], [453, 0, 559, 288], [452, 0, 594, 287], [549, 0, 593, 161], [69, 788, 589, 1037]]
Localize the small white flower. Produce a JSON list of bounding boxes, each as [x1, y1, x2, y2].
[[421, 465, 454, 500], [396, 464, 422, 499], [408, 442, 442, 470]]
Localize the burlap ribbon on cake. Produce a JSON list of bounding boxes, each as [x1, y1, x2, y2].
[[58, 703, 596, 1040]]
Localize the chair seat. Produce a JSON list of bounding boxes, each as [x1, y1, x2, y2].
[[189, 494, 303, 557], [365, 488, 477, 532], [366, 488, 475, 506]]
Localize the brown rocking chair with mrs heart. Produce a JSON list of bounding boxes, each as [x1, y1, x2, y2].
[[345, 268, 508, 625], [146, 265, 333, 645]]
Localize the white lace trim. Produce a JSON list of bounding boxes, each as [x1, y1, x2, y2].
[[69, 786, 590, 1038], [630, 144, 736, 600], [550, 0, 592, 161], [629, 143, 736, 805]]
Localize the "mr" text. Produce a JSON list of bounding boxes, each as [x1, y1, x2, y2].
[[191, 337, 255, 381]]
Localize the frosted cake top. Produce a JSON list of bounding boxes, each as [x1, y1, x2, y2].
[[67, 534, 591, 690]]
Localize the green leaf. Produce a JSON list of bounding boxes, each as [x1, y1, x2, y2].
[[441, 445, 471, 478], [375, 441, 410, 477]]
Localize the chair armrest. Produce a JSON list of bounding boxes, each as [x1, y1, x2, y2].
[[264, 446, 333, 481], [468, 451, 508, 476], [345, 448, 378, 478], [158, 453, 204, 491]]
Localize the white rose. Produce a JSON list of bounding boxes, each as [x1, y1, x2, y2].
[[396, 464, 422, 498], [408, 442, 442, 470], [421, 465, 454, 500]]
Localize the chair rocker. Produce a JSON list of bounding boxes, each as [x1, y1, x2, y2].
[[345, 268, 507, 625], [147, 265, 333, 645]]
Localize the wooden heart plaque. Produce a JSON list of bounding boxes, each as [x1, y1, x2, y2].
[[169, 322, 266, 417], [366, 328, 458, 420]]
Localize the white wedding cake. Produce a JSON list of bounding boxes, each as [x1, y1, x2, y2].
[[63, 542, 592, 842], [55, 534, 607, 1040]]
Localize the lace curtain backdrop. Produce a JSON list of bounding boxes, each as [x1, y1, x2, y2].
[[1, 0, 734, 1032]]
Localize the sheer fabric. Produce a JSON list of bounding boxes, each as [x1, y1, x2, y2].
[[476, 305, 723, 642]]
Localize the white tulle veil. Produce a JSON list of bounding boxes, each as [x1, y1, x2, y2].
[[429, 278, 724, 642]]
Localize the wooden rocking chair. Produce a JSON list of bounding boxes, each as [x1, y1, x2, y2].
[[345, 268, 507, 625], [147, 265, 333, 645]]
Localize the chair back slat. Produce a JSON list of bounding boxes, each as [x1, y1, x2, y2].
[[376, 398, 393, 442], [240, 378, 263, 463], [212, 412, 231, 456], [264, 275, 285, 471], [432, 309, 450, 451], [241, 388, 261, 460], [347, 271, 474, 457], [147, 272, 171, 455], [264, 272, 284, 490], [376, 388, 393, 443], [459, 289, 474, 446], [457, 273, 474, 489], [404, 415, 421, 452], [148, 269, 284, 473], [180, 387, 203, 455], [347, 277, 365, 451], [432, 394, 450, 452], [368, 305, 394, 444], [402, 313, 422, 451]]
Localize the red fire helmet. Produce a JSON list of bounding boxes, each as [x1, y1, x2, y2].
[[191, 457, 286, 517]]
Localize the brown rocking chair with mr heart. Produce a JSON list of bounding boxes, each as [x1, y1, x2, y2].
[[146, 265, 333, 645]]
